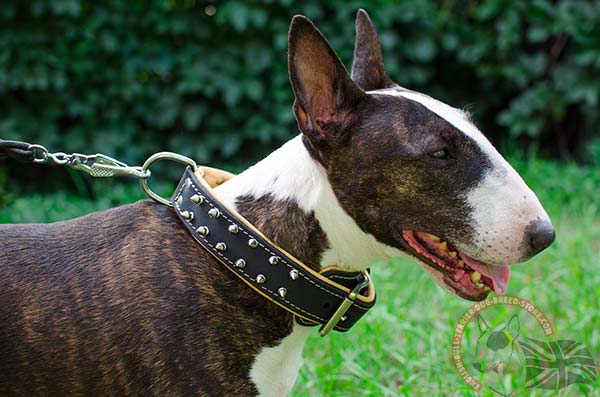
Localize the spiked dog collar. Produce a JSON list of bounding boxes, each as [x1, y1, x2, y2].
[[172, 166, 376, 335]]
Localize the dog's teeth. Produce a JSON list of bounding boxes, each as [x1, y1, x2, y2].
[[470, 271, 481, 283], [449, 251, 457, 259], [474, 282, 485, 289], [439, 241, 448, 251], [457, 260, 465, 268], [425, 233, 440, 241]]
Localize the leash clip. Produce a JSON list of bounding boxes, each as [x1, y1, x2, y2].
[[319, 271, 370, 336], [25, 143, 151, 180], [72, 154, 150, 179]]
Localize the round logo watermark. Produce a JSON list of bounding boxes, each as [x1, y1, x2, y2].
[[452, 295, 596, 396], [452, 295, 596, 395]]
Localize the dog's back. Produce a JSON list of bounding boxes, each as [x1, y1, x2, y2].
[[0, 201, 291, 396]]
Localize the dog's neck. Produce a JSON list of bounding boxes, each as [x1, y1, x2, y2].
[[214, 135, 399, 272], [213, 135, 397, 396]]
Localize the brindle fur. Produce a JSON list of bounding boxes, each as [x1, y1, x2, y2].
[[235, 194, 329, 272], [0, 200, 322, 395]]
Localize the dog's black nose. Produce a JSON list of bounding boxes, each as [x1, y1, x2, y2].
[[528, 220, 555, 256]]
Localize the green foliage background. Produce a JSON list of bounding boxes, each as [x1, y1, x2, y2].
[[1, 2, 599, 395], [1, 0, 599, 184]]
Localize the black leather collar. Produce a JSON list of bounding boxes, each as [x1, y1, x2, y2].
[[172, 167, 376, 335]]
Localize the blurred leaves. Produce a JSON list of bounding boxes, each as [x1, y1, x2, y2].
[[0, 0, 599, 190]]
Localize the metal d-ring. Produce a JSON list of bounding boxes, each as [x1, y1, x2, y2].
[[140, 152, 197, 207]]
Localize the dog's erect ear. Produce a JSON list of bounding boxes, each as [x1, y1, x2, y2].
[[477, 314, 490, 334], [288, 15, 365, 144], [351, 9, 396, 91]]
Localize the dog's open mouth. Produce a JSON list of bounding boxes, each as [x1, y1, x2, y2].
[[400, 231, 510, 301]]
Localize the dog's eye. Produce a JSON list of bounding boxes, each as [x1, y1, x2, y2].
[[430, 148, 450, 160]]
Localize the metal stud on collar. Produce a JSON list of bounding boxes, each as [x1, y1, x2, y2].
[[256, 274, 266, 284], [196, 226, 209, 236], [215, 242, 227, 252], [228, 224, 239, 234], [235, 259, 246, 269], [248, 238, 258, 248], [289, 269, 299, 280], [278, 287, 287, 298], [181, 210, 194, 220], [268, 256, 279, 265], [208, 208, 221, 218], [190, 194, 204, 204]]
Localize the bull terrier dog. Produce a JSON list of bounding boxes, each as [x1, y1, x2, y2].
[[0, 10, 554, 396]]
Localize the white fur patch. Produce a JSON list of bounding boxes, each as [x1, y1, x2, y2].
[[214, 136, 324, 213], [464, 166, 551, 264], [249, 325, 313, 397]]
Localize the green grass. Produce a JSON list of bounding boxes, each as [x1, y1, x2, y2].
[[1, 150, 599, 396]]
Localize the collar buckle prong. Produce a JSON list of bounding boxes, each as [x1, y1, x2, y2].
[[318, 271, 370, 336]]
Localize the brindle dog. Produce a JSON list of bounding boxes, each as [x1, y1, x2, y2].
[[0, 10, 554, 396]]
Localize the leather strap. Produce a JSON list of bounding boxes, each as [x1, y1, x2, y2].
[[172, 167, 376, 333]]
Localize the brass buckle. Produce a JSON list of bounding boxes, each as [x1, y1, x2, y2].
[[319, 271, 370, 336]]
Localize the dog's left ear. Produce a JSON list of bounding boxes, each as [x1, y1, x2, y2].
[[351, 9, 396, 91]]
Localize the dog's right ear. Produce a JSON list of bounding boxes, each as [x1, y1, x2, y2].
[[288, 15, 366, 146], [351, 9, 396, 91]]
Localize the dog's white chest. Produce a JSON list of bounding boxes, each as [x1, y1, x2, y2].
[[250, 325, 313, 397]]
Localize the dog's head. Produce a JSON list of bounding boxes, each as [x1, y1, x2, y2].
[[472, 314, 521, 375], [287, 10, 554, 301]]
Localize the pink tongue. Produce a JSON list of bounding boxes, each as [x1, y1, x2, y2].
[[461, 255, 510, 295]]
